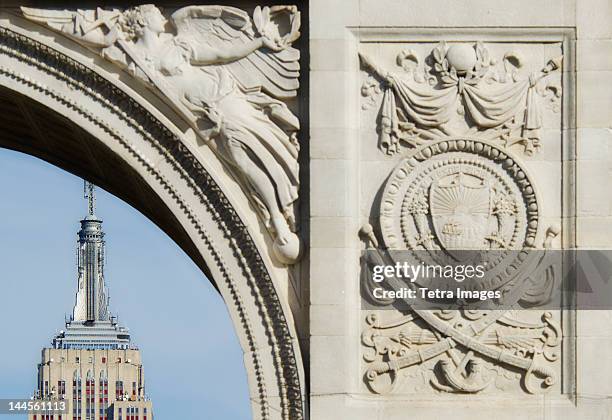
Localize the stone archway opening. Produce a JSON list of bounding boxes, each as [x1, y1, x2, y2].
[[0, 85, 212, 283], [0, 13, 306, 419], [0, 147, 252, 419]]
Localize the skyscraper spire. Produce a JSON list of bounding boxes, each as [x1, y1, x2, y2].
[[33, 183, 152, 418], [53, 180, 132, 350], [72, 180, 109, 322]]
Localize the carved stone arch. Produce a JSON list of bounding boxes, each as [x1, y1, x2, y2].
[[0, 14, 305, 420]]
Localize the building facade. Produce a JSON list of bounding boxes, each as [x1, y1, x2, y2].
[[28, 183, 153, 420]]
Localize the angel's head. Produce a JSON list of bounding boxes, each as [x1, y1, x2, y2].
[[120, 4, 167, 40]]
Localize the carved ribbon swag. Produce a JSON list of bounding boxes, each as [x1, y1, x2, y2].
[[360, 42, 562, 155]]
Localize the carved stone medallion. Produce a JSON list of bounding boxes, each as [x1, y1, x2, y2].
[[363, 138, 560, 396], [380, 138, 538, 252]]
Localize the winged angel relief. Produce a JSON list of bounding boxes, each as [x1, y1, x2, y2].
[[22, 5, 302, 263]]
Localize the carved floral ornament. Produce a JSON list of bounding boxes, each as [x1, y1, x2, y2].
[[360, 42, 563, 156], [21, 4, 303, 264]]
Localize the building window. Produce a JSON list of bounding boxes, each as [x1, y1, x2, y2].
[[115, 380, 124, 400], [58, 380, 66, 397], [86, 371, 94, 420], [101, 357, 106, 363], [99, 372, 108, 420], [73, 370, 82, 420]]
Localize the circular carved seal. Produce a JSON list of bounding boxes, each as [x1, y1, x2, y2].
[[380, 138, 539, 251], [379, 138, 540, 292]]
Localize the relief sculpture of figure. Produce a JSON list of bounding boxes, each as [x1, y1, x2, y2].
[[22, 4, 303, 263]]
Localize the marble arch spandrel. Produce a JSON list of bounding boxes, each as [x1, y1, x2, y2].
[[0, 4, 307, 420], [5, 0, 612, 418], [19, 4, 304, 265]]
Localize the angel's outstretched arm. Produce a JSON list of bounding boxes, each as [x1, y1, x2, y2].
[[190, 37, 276, 65], [190, 38, 261, 64]]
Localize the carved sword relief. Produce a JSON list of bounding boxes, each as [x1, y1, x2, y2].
[[360, 138, 563, 395]]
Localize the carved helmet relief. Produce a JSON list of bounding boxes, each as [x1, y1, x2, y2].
[[360, 40, 563, 396], [21, 4, 303, 264]]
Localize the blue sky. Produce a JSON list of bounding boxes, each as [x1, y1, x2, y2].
[[0, 149, 251, 419]]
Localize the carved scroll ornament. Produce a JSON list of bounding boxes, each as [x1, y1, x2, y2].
[[22, 4, 303, 263]]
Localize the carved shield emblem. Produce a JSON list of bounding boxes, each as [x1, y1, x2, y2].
[[430, 173, 492, 252]]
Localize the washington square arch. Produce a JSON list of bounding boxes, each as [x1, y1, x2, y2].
[[1, 0, 612, 419]]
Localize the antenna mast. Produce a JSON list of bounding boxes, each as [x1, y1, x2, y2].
[[84, 181, 96, 216]]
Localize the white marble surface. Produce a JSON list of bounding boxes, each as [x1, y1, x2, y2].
[[309, 0, 612, 418]]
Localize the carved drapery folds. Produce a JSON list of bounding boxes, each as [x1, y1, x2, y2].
[[22, 4, 303, 264], [360, 42, 562, 156], [359, 41, 565, 396]]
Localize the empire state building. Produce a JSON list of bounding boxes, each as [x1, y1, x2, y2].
[[29, 182, 153, 420]]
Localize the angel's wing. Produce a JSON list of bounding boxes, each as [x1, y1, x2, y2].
[[21, 7, 122, 48], [170, 5, 300, 99], [21, 7, 74, 31]]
